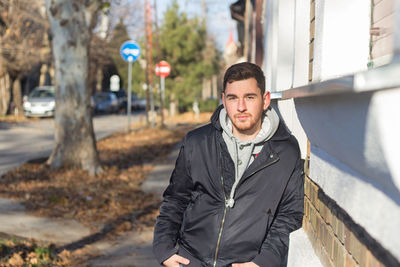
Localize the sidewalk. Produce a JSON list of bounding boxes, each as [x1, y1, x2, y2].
[[0, 127, 320, 266], [86, 144, 180, 267], [0, 198, 91, 244], [83, 139, 321, 267], [0, 143, 180, 267]]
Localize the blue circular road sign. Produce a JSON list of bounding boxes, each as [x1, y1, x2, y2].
[[120, 41, 141, 62]]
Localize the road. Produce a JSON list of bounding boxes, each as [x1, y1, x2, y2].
[[0, 113, 145, 177]]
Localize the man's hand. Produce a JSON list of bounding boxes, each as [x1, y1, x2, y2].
[[232, 262, 259, 267], [163, 254, 190, 267]]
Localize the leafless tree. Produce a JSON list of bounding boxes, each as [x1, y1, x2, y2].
[[45, 0, 108, 175], [0, 0, 50, 115]]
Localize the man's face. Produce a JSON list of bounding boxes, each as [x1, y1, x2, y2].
[[222, 78, 270, 138]]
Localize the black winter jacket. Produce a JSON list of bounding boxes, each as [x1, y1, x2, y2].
[[153, 106, 304, 267]]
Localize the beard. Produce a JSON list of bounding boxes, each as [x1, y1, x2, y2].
[[232, 113, 261, 133]]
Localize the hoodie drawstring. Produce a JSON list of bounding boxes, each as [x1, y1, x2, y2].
[[226, 142, 255, 208]]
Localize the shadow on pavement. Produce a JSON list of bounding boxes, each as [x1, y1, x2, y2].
[[55, 200, 161, 254]]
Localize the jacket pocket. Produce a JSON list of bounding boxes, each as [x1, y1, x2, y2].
[[185, 191, 203, 217], [188, 191, 202, 208], [181, 191, 203, 232], [178, 246, 203, 267]]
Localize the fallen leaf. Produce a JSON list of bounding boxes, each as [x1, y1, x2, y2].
[[8, 253, 24, 266]]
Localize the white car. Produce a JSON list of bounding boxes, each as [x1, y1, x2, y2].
[[23, 86, 55, 117]]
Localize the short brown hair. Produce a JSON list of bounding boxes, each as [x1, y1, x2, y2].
[[223, 62, 265, 95]]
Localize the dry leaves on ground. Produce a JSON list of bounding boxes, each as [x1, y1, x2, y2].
[[0, 115, 32, 124], [0, 112, 212, 266], [0, 237, 71, 266]]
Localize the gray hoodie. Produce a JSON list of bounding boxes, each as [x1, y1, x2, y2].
[[219, 107, 280, 208]]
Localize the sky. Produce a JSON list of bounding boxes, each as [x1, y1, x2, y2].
[[155, 0, 238, 51]]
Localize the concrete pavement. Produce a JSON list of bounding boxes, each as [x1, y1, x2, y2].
[[0, 118, 321, 266], [85, 141, 322, 267], [0, 129, 179, 266], [0, 198, 91, 244], [0, 114, 143, 177], [86, 144, 181, 267], [0, 115, 133, 246]]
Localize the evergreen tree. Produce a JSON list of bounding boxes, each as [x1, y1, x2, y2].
[[159, 1, 220, 112]]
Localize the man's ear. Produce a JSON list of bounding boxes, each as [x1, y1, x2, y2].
[[263, 91, 271, 110], [222, 93, 226, 109]]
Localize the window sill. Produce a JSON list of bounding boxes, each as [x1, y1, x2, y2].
[[271, 60, 400, 100]]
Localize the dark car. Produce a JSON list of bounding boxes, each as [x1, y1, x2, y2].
[[111, 90, 127, 112], [111, 90, 147, 111], [131, 94, 147, 111], [93, 92, 119, 114]]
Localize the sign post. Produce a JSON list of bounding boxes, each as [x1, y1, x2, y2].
[[120, 41, 140, 132], [155, 60, 171, 127]]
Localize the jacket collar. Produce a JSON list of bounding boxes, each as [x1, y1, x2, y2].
[[211, 104, 224, 131]]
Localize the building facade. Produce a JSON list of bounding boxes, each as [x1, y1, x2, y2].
[[230, 0, 400, 266]]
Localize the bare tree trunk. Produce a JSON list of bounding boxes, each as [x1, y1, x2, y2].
[[12, 77, 23, 116], [39, 64, 48, 86], [46, 0, 102, 175], [87, 59, 97, 95], [0, 71, 11, 116]]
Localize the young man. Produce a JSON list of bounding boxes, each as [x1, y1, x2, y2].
[[153, 62, 304, 267]]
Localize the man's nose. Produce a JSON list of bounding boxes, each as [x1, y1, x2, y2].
[[237, 98, 247, 111]]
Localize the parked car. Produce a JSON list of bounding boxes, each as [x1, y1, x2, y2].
[[93, 92, 119, 114], [111, 90, 127, 112], [90, 96, 96, 114], [131, 94, 147, 111], [23, 86, 55, 118]]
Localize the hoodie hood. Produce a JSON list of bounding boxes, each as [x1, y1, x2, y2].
[[217, 105, 280, 208], [219, 107, 280, 145]]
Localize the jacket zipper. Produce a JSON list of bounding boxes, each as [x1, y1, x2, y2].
[[212, 146, 279, 266], [213, 147, 228, 267], [213, 175, 228, 267], [239, 154, 280, 187]]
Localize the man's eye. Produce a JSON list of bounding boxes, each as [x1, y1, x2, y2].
[[227, 96, 236, 100], [247, 96, 256, 100]]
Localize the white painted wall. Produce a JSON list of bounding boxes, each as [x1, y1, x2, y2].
[[374, 89, 400, 189], [263, 0, 296, 92], [263, 0, 277, 92], [263, 0, 309, 158], [263, 0, 400, 263], [277, 99, 308, 159], [313, 0, 371, 81], [302, 1, 400, 259], [278, 0, 310, 159], [287, 229, 323, 267], [293, 0, 311, 88], [295, 89, 400, 261], [309, 143, 400, 261], [276, 0, 295, 90]]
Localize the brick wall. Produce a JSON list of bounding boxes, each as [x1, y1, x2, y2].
[[303, 1, 400, 266], [370, 0, 394, 62], [302, 155, 400, 267], [309, 0, 315, 82]]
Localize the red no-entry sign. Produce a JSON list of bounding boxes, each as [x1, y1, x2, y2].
[[155, 60, 171, 78]]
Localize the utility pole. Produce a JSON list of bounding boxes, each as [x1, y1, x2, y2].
[[144, 1, 150, 126], [154, 0, 165, 128], [145, 0, 155, 128]]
